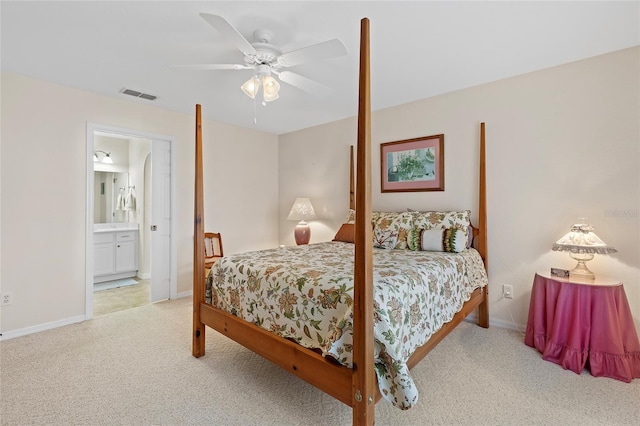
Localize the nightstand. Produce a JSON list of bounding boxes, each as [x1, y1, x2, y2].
[[524, 272, 640, 382]]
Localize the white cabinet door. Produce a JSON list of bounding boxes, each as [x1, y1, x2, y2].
[[94, 242, 115, 276], [114, 231, 137, 273], [115, 240, 136, 272]]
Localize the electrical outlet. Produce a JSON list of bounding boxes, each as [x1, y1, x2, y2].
[[1, 293, 12, 306], [502, 285, 513, 299]]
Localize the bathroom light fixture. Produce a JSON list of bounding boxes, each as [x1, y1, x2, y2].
[[94, 150, 113, 164], [241, 64, 280, 103]]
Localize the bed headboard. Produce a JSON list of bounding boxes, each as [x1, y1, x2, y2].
[[347, 123, 487, 269]]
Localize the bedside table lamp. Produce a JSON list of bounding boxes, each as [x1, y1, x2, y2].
[[552, 221, 617, 280], [287, 198, 317, 245]]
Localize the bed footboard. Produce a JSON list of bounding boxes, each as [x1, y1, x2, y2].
[[199, 301, 354, 405]]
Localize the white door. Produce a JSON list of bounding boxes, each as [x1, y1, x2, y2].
[[150, 139, 171, 302]]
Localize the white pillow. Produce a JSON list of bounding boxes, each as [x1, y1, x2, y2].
[[420, 229, 467, 253]]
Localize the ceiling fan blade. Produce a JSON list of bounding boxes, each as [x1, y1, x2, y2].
[[199, 13, 257, 56], [278, 39, 347, 67], [169, 64, 252, 71], [276, 71, 333, 97]]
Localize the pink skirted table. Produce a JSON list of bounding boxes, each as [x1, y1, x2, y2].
[[525, 272, 640, 382]]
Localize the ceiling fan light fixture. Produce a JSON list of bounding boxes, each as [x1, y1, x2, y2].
[[241, 76, 260, 99], [263, 91, 279, 103], [179, 14, 348, 111], [262, 75, 280, 102]]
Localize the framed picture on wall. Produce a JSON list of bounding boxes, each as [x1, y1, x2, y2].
[[380, 134, 444, 192]]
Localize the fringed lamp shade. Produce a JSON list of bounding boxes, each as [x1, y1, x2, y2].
[[552, 222, 617, 280], [287, 198, 317, 245]]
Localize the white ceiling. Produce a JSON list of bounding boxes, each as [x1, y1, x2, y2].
[[2, 1, 638, 135]]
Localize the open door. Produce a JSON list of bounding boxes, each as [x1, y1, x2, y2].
[[150, 139, 172, 302], [87, 123, 176, 318]]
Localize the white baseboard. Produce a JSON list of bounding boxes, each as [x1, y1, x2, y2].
[[137, 272, 151, 280], [2, 291, 192, 341], [174, 290, 192, 299], [94, 271, 136, 284], [464, 312, 526, 332], [1, 296, 524, 341], [488, 316, 526, 332], [0, 315, 85, 341]]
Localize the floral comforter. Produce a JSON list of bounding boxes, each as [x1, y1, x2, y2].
[[206, 241, 488, 409]]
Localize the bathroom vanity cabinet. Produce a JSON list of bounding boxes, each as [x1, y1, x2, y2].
[[93, 227, 139, 283]]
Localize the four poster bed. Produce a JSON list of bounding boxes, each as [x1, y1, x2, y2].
[[192, 18, 489, 425]]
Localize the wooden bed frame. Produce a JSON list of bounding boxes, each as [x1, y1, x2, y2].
[[192, 18, 489, 425]]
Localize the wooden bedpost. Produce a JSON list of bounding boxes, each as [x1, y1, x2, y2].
[[350, 145, 355, 210], [193, 104, 206, 357], [352, 17, 375, 426], [477, 122, 489, 328]]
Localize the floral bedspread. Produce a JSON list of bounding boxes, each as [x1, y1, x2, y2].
[[206, 242, 488, 409]]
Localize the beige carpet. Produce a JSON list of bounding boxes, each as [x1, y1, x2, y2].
[[1, 297, 638, 425]]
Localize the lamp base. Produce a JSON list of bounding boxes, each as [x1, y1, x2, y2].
[[570, 260, 595, 281], [294, 221, 311, 245], [569, 252, 595, 281]]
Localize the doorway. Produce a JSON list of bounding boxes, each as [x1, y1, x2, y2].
[[85, 123, 177, 319]]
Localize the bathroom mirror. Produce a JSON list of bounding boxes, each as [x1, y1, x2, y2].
[[94, 171, 131, 223]]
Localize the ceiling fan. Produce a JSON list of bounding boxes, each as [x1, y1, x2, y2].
[[172, 13, 348, 103]]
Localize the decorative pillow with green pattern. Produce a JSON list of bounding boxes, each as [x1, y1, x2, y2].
[[407, 227, 422, 251], [371, 211, 413, 249], [373, 228, 399, 249], [408, 227, 467, 253], [411, 210, 471, 243]]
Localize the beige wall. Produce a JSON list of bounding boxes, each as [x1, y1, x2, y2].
[[2, 46, 638, 338], [0, 72, 278, 335], [279, 46, 640, 332]]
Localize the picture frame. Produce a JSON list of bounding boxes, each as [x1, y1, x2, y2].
[[550, 267, 570, 278], [380, 134, 444, 192]]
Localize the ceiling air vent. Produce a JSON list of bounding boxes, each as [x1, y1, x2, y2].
[[121, 88, 157, 101]]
